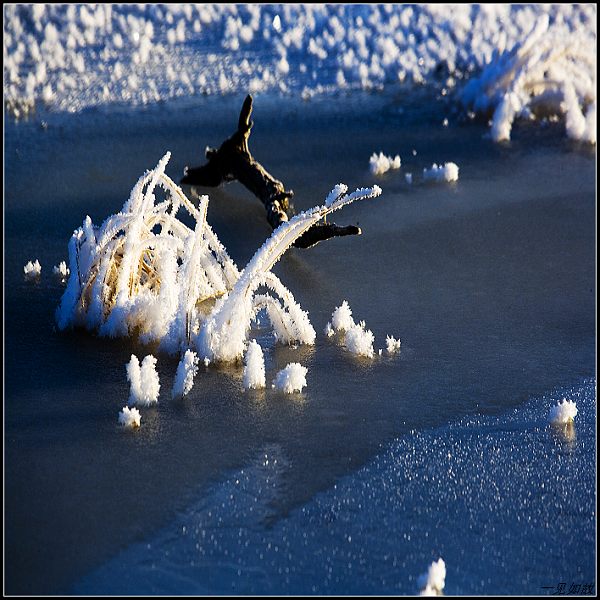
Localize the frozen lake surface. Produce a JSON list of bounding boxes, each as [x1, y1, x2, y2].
[[4, 90, 596, 594]]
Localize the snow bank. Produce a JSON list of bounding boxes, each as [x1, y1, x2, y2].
[[423, 162, 459, 183], [23, 259, 41, 279], [118, 406, 141, 429], [126, 354, 160, 406], [549, 399, 578, 425], [273, 363, 308, 394], [4, 5, 595, 143], [418, 558, 446, 596], [172, 349, 199, 399], [369, 152, 401, 176], [243, 340, 266, 390]]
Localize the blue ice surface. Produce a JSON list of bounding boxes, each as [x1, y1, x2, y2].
[[76, 377, 596, 595]]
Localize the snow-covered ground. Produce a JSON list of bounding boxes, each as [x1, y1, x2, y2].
[[3, 4, 596, 142]]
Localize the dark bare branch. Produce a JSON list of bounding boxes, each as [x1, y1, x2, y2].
[[181, 94, 362, 248]]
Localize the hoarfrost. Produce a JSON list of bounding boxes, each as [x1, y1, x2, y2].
[[55, 152, 381, 363], [549, 399, 578, 425], [118, 406, 141, 429], [423, 162, 459, 183], [24, 259, 42, 278], [172, 349, 199, 399], [243, 340, 266, 390], [417, 558, 446, 596], [273, 363, 308, 394], [386, 335, 401, 354], [369, 152, 401, 176], [52, 261, 70, 279], [126, 354, 160, 406]]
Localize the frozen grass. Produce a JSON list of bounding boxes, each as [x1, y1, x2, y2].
[[55, 153, 381, 363]]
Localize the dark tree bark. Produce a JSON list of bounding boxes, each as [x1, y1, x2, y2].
[[181, 94, 361, 248]]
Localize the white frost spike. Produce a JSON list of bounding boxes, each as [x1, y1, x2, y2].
[[386, 335, 401, 353], [273, 363, 308, 394], [127, 354, 160, 406], [549, 399, 578, 425], [172, 349, 199, 399], [418, 558, 446, 596], [24, 259, 42, 278], [324, 322, 334, 337], [118, 406, 141, 429], [243, 340, 266, 389]]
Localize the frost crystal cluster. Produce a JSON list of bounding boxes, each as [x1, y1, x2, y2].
[[549, 398, 578, 425], [417, 558, 446, 596], [23, 259, 42, 279], [273, 363, 308, 394], [55, 152, 381, 363], [327, 300, 375, 359], [118, 406, 141, 429], [423, 162, 459, 183], [369, 152, 401, 176], [172, 349, 199, 399], [243, 340, 266, 390]]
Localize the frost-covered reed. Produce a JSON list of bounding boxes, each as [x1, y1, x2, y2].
[[423, 162, 459, 183], [273, 363, 308, 394], [55, 152, 381, 363]]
